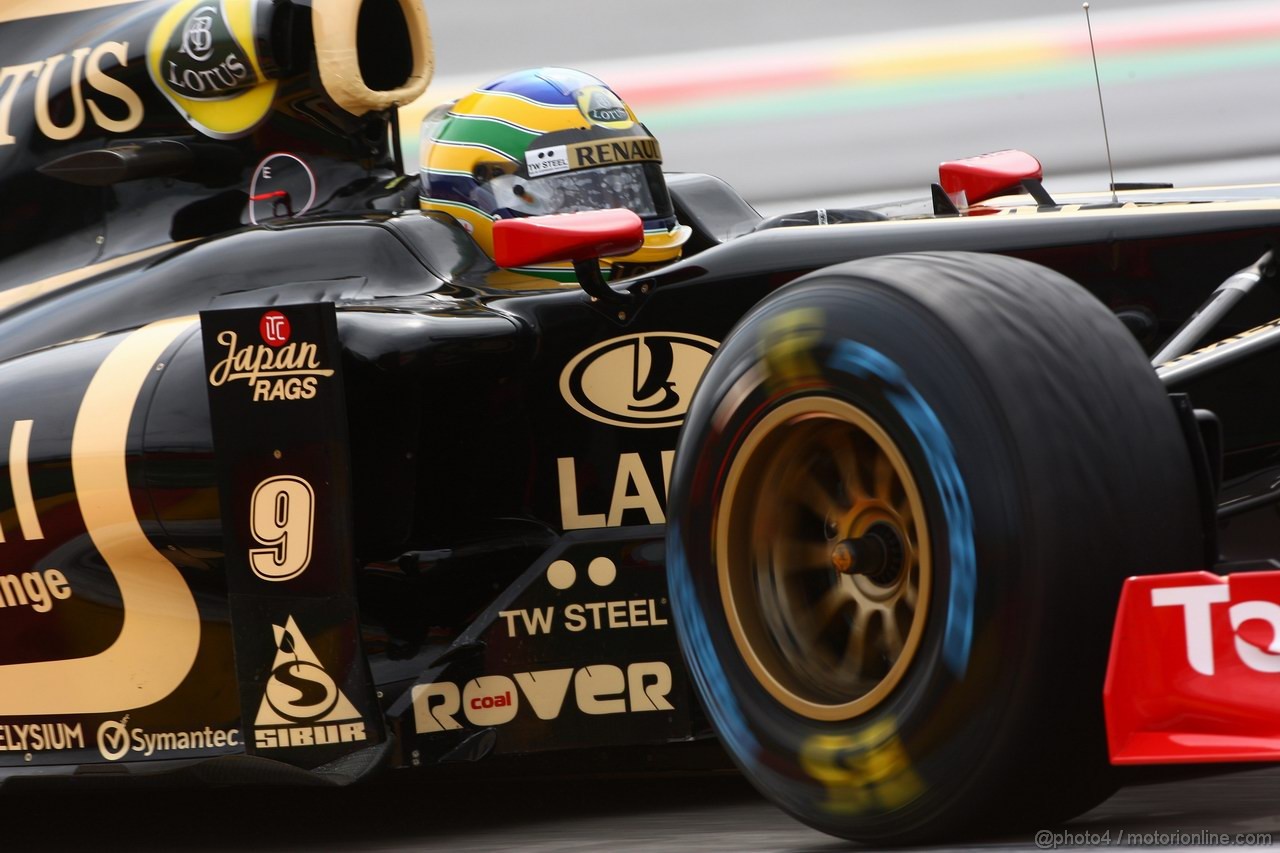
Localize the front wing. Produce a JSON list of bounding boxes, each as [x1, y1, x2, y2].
[[1106, 569, 1280, 764]]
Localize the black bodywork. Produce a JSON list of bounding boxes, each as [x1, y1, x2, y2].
[[0, 0, 1278, 786]]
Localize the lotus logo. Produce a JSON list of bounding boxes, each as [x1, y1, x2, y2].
[[560, 333, 718, 428], [180, 6, 216, 62], [589, 104, 628, 123], [576, 85, 633, 129], [153, 0, 262, 106]]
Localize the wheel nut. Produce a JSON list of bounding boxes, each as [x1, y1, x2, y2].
[[831, 533, 897, 583], [831, 540, 856, 574]]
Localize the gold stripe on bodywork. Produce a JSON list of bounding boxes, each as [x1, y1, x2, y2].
[[0, 317, 200, 715], [0, 242, 191, 316], [0, 0, 143, 23], [9, 419, 43, 541]]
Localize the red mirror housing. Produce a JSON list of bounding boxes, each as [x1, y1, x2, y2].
[[491, 209, 645, 268], [939, 150, 1043, 206]]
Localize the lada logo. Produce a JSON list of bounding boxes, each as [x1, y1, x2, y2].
[[560, 333, 717, 429]]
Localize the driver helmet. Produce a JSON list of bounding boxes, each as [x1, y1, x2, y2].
[[419, 68, 690, 282]]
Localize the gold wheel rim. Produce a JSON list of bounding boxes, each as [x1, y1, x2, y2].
[[715, 397, 932, 721]]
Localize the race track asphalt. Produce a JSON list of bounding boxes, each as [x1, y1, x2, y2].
[[5, 760, 1280, 851]]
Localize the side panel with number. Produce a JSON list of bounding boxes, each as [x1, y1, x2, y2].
[[201, 303, 384, 770], [249, 475, 315, 581]]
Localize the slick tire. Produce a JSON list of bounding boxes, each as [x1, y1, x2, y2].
[[666, 252, 1203, 843]]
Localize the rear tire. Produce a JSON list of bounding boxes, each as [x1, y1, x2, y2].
[[667, 252, 1203, 843]]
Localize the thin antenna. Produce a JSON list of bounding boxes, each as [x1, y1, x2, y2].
[[1083, 2, 1119, 204]]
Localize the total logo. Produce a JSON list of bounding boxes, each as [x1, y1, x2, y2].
[[412, 661, 674, 734], [1155, 583, 1280, 675], [96, 715, 240, 761], [206, 311, 334, 402], [252, 615, 368, 750], [560, 333, 718, 429]]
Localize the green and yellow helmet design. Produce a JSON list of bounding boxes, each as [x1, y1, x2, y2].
[[419, 67, 690, 281]]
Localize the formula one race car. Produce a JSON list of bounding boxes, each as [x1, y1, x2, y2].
[[2, 0, 1279, 845]]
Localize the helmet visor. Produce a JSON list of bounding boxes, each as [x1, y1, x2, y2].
[[489, 163, 673, 220]]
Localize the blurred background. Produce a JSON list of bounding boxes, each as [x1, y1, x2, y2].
[[409, 0, 1280, 213]]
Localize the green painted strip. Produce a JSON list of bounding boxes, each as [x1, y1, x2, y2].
[[642, 41, 1280, 130], [420, 198, 495, 221], [422, 166, 474, 178], [435, 115, 539, 160], [447, 111, 542, 136], [514, 266, 580, 283]]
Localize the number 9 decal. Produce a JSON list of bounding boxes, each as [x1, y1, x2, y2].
[[249, 475, 315, 582]]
